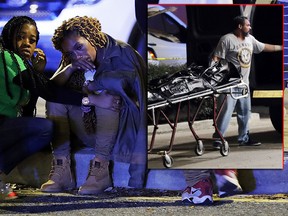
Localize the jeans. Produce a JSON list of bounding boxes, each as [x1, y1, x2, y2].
[[46, 102, 119, 161], [0, 117, 53, 174], [213, 87, 251, 142]]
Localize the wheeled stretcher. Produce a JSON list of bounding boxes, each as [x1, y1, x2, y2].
[[147, 62, 249, 168]]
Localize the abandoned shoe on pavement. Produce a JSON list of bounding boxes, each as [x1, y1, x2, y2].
[[78, 159, 112, 195], [41, 156, 75, 193]]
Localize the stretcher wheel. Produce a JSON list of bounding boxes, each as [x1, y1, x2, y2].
[[162, 152, 174, 168], [220, 141, 229, 156], [242, 88, 248, 96], [194, 140, 204, 156]]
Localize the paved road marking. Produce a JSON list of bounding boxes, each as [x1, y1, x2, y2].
[[127, 195, 288, 203]]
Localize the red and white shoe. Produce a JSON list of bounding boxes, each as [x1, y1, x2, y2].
[[181, 178, 213, 205], [0, 182, 18, 200], [5, 191, 18, 200], [214, 169, 242, 198]]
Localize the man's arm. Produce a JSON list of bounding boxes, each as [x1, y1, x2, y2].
[[263, 44, 282, 52]]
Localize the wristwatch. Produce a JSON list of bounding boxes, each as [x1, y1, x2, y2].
[[82, 96, 90, 106]]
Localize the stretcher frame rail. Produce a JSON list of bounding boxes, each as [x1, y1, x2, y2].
[[147, 78, 248, 168]]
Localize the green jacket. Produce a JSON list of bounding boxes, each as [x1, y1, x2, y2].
[[0, 50, 29, 117]]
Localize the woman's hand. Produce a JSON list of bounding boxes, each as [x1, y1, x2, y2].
[[88, 90, 122, 112], [31, 48, 46, 73], [70, 55, 95, 71]]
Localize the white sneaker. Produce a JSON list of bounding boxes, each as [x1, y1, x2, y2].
[[181, 178, 213, 205]]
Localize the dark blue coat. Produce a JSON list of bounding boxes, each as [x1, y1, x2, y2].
[[88, 35, 147, 188]]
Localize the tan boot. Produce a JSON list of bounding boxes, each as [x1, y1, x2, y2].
[[78, 158, 112, 195], [41, 156, 75, 193]]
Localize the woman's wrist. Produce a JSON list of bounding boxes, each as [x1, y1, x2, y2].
[[51, 64, 75, 85]]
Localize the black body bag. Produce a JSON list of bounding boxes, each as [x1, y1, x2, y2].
[[148, 61, 240, 102]]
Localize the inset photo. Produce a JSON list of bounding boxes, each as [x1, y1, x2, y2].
[[147, 4, 283, 169]]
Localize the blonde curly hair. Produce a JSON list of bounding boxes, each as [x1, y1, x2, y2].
[[52, 16, 107, 51]]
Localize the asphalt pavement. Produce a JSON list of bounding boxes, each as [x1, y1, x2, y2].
[[1, 94, 285, 215], [1, 188, 288, 215]]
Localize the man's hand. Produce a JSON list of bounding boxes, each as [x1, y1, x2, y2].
[[88, 90, 122, 112]]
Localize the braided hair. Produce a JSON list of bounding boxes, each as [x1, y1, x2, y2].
[[1, 16, 40, 52], [0, 16, 38, 108]]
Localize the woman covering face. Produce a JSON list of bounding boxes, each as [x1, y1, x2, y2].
[[61, 33, 97, 73], [40, 16, 147, 195]]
